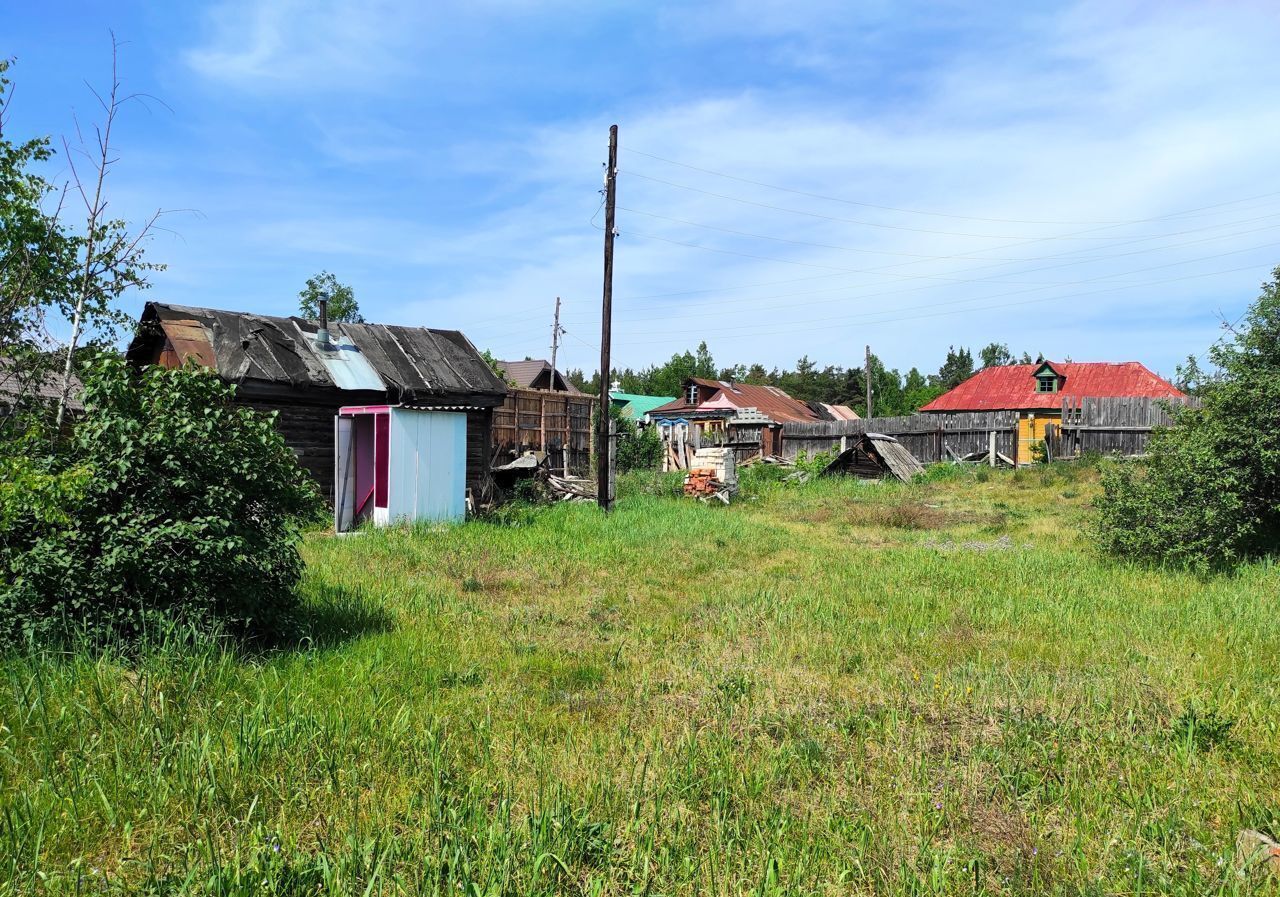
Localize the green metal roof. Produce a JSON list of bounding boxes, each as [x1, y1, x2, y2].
[[610, 392, 677, 419]]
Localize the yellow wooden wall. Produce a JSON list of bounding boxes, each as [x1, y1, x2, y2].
[[1017, 412, 1060, 462]]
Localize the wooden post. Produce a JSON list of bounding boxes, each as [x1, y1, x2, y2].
[[549, 296, 562, 391], [597, 125, 618, 511], [606, 416, 617, 505], [988, 430, 997, 467], [864, 344, 873, 419]]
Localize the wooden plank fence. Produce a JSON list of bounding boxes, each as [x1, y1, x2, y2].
[[491, 387, 594, 475], [1045, 396, 1199, 459], [782, 411, 1018, 465]]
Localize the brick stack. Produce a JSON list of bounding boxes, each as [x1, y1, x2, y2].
[[683, 467, 724, 496]]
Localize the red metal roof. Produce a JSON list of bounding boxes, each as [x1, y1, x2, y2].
[[920, 362, 1185, 412], [649, 377, 821, 424]]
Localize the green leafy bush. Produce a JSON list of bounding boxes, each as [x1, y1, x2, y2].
[[0, 357, 321, 644], [1095, 267, 1280, 569], [793, 448, 836, 479], [602, 403, 663, 473]]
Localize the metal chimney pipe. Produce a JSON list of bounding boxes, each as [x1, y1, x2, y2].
[[317, 298, 331, 349]]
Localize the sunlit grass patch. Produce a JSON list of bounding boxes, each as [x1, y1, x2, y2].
[[2, 464, 1279, 895]]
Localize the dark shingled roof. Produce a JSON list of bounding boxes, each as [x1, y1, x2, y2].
[[127, 302, 508, 406], [0, 356, 84, 412]]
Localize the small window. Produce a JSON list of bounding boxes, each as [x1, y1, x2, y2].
[[686, 384, 699, 404], [1036, 376, 1058, 393]]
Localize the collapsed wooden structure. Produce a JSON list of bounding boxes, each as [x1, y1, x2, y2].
[[819, 433, 926, 482]]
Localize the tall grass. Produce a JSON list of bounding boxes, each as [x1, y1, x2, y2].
[[1, 465, 1278, 894]]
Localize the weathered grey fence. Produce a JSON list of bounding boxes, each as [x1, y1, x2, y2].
[[781, 411, 1018, 464], [1046, 396, 1199, 459]]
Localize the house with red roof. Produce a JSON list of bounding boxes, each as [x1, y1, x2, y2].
[[920, 360, 1185, 459]]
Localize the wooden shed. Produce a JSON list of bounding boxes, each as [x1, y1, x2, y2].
[[126, 302, 509, 501], [821, 433, 926, 482]]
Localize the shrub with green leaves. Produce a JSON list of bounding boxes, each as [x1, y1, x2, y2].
[[1095, 266, 1280, 569], [604, 403, 663, 473], [0, 356, 321, 644]]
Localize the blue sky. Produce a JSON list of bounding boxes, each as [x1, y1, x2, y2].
[[7, 1, 1280, 379]]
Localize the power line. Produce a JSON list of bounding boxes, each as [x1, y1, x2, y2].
[[624, 169, 1280, 242], [618, 203, 1280, 271], [627, 146, 1280, 227], [588, 219, 1280, 324], [598, 240, 1280, 339], [611, 262, 1267, 347]]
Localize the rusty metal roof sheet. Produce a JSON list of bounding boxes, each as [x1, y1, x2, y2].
[[496, 359, 582, 393], [920, 361, 1185, 412], [128, 302, 508, 405], [649, 377, 821, 424]]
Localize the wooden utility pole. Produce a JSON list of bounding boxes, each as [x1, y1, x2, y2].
[[549, 296, 562, 391], [597, 125, 619, 511], [864, 344, 873, 419]]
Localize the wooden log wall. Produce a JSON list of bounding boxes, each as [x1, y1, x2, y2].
[[491, 387, 594, 475], [242, 399, 339, 498], [1048, 396, 1199, 458], [780, 411, 1018, 464]]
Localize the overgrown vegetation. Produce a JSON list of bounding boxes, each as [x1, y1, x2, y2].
[[3, 468, 1277, 895], [1096, 266, 1280, 569], [614, 407, 663, 472], [0, 358, 320, 644], [0, 51, 163, 435]]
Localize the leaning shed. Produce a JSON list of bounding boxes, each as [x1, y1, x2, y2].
[[821, 433, 926, 483], [126, 302, 509, 501]]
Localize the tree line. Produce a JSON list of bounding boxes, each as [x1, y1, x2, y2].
[[564, 342, 1039, 417]]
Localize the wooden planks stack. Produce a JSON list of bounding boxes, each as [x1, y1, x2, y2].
[[546, 474, 595, 502], [664, 431, 695, 471]]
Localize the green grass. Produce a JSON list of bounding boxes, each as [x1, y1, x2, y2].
[[2, 464, 1279, 895]]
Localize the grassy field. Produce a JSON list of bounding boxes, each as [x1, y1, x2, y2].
[[2, 464, 1279, 895]]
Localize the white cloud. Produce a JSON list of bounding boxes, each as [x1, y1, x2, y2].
[[406, 2, 1280, 373], [162, 0, 1280, 375], [184, 0, 424, 89]]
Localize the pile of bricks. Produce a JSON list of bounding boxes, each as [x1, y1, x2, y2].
[[683, 468, 730, 503]]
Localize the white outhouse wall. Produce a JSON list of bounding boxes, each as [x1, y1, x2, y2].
[[386, 409, 467, 523]]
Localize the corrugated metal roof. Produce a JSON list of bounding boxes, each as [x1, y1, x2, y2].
[[610, 392, 677, 419], [649, 377, 821, 424], [128, 302, 508, 405], [920, 362, 1185, 412], [823, 403, 860, 421]]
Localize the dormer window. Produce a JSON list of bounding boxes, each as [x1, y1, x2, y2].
[[686, 384, 699, 405], [1032, 361, 1062, 394]]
